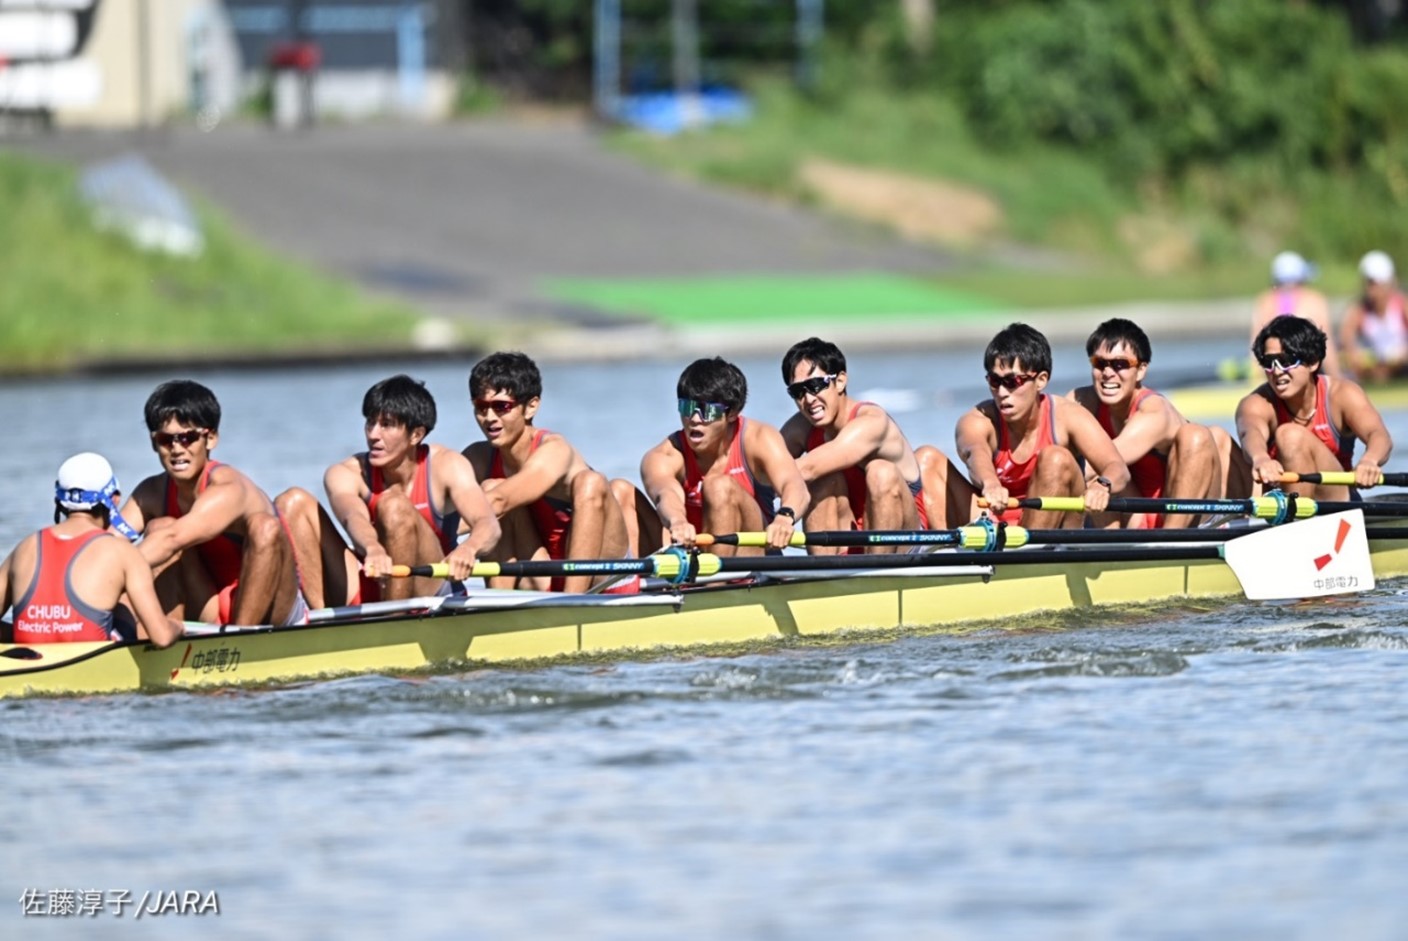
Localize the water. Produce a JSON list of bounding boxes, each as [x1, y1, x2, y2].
[[4, 342, 1408, 939]]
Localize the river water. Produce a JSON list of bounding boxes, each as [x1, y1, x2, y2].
[[3, 341, 1407, 939]]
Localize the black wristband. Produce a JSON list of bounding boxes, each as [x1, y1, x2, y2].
[[776, 506, 796, 520], [1094, 476, 1112, 490]]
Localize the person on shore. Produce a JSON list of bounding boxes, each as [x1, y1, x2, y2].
[[1, 453, 182, 647], [463, 352, 637, 593], [119, 380, 309, 627], [1236, 316, 1392, 502], [779, 337, 961, 552], [320, 374, 500, 602], [640, 357, 810, 556], [952, 323, 1131, 529], [1340, 250, 1408, 384], [1067, 319, 1239, 528], [1251, 251, 1341, 378]]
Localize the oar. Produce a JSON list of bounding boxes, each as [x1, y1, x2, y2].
[[979, 495, 1408, 520], [1279, 471, 1408, 487], [388, 510, 1384, 600], [695, 526, 1408, 548], [697, 526, 1030, 550]]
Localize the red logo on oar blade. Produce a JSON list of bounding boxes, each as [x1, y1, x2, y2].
[[1314, 519, 1353, 571]]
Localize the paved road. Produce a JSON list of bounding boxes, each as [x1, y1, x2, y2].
[[9, 119, 1250, 359], [10, 120, 954, 333]]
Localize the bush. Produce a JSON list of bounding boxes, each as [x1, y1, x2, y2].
[[940, 0, 1362, 181]]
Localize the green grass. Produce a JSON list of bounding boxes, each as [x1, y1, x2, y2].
[[547, 273, 1004, 326], [0, 153, 428, 374], [604, 77, 1357, 309]]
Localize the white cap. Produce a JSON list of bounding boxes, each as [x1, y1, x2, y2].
[[1360, 250, 1396, 284], [1271, 251, 1315, 285], [55, 452, 119, 511]]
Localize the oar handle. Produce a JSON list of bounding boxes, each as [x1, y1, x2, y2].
[[696, 533, 807, 548], [1280, 471, 1408, 487], [391, 564, 452, 578]]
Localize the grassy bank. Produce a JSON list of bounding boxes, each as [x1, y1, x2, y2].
[[0, 153, 428, 375], [608, 79, 1368, 306]]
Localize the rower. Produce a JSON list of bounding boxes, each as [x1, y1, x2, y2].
[[1236, 315, 1393, 501], [120, 380, 311, 627], [0, 453, 182, 647], [1066, 318, 1237, 528], [313, 374, 500, 603], [463, 351, 638, 593], [952, 323, 1131, 529], [1250, 251, 1341, 379], [779, 336, 963, 553], [640, 357, 810, 557], [1340, 250, 1408, 383]]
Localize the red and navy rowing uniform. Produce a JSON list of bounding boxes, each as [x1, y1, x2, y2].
[[10, 529, 122, 643]]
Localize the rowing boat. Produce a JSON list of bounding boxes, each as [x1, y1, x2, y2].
[[6, 513, 1406, 699]]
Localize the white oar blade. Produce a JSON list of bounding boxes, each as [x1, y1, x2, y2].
[[1224, 510, 1374, 600]]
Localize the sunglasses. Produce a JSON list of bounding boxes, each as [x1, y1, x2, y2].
[[678, 398, 730, 423], [151, 430, 207, 449], [986, 372, 1039, 391], [473, 398, 519, 416], [1089, 356, 1140, 373], [1257, 354, 1303, 373], [786, 373, 839, 400]]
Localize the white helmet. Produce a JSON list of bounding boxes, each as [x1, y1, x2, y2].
[[55, 452, 119, 511], [1359, 250, 1396, 284], [1271, 251, 1315, 285]]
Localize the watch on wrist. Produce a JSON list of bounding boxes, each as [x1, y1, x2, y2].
[[776, 506, 796, 520], [1094, 476, 1112, 490]]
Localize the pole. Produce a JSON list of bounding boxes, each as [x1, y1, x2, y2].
[[671, 0, 700, 127], [593, 0, 620, 121], [795, 0, 823, 90], [136, 0, 151, 129]]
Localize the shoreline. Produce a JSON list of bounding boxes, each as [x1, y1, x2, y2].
[[0, 297, 1262, 380]]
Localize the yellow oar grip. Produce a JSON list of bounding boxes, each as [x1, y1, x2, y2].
[[720, 532, 806, 548], [389, 563, 447, 578], [388, 562, 502, 579], [1027, 497, 1085, 513], [1280, 471, 1367, 487]]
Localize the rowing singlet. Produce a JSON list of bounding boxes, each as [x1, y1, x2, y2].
[[165, 462, 308, 625], [165, 461, 243, 590], [487, 429, 573, 559], [10, 530, 118, 643], [1275, 286, 1300, 317], [1096, 388, 1167, 529], [802, 401, 929, 534], [993, 394, 1058, 525], [1357, 293, 1408, 362], [672, 417, 777, 529], [1270, 374, 1355, 471], [360, 444, 460, 554]]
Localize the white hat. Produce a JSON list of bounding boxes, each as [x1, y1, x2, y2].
[[55, 452, 119, 511], [1271, 251, 1315, 285], [1360, 250, 1396, 284]]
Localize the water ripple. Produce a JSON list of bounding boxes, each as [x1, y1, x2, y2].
[[991, 651, 1191, 680]]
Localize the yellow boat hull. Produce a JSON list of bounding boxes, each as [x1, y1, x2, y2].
[[1169, 378, 1408, 422], [7, 539, 1408, 699]]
